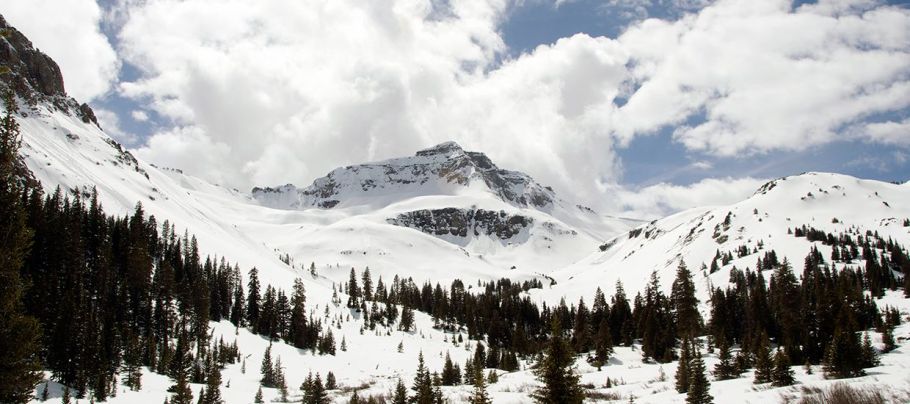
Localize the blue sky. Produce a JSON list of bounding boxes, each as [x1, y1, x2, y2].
[[4, 0, 909, 216]]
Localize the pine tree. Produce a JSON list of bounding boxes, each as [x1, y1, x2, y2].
[[392, 378, 408, 404], [62, 386, 71, 404], [469, 368, 492, 404], [882, 325, 896, 353], [675, 338, 691, 393], [361, 267, 373, 302], [531, 319, 584, 404], [254, 386, 263, 403], [399, 306, 414, 332], [260, 344, 274, 387], [685, 348, 712, 404], [347, 268, 361, 309], [247, 268, 262, 330], [671, 261, 702, 339], [411, 352, 434, 404], [712, 339, 736, 380], [202, 358, 223, 404], [0, 89, 42, 404], [753, 335, 773, 384], [441, 352, 461, 385], [289, 279, 308, 349], [325, 372, 337, 390], [771, 349, 794, 387]]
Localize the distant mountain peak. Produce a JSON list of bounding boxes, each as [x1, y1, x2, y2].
[[415, 141, 465, 156], [253, 141, 556, 210]]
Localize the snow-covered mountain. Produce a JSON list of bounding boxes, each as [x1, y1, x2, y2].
[[252, 140, 557, 211], [539, 172, 910, 304]]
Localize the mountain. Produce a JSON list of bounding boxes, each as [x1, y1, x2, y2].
[[253, 140, 557, 210], [539, 171, 910, 304]]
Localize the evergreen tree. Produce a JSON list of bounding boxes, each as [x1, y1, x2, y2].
[[0, 89, 42, 404], [823, 321, 865, 379], [392, 378, 408, 404], [531, 319, 584, 404], [62, 386, 71, 404], [469, 368, 492, 404], [289, 279, 308, 349], [753, 335, 773, 384], [411, 352, 434, 404], [325, 372, 337, 390], [202, 359, 223, 404], [260, 344, 274, 387], [771, 349, 794, 387], [246, 268, 261, 330], [254, 386, 263, 404], [361, 267, 373, 302], [882, 325, 896, 353], [347, 268, 361, 309], [671, 261, 702, 339], [675, 338, 691, 393], [712, 339, 737, 380], [685, 348, 712, 404], [441, 352, 461, 385], [399, 306, 414, 332]]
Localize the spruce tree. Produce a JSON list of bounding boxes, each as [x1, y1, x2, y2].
[[441, 352, 460, 385], [671, 261, 702, 339], [882, 325, 896, 353], [347, 268, 361, 309], [254, 386, 263, 403], [260, 344, 274, 387], [771, 349, 794, 387], [675, 338, 691, 393], [753, 335, 773, 384], [411, 352, 434, 404], [202, 359, 223, 404], [712, 339, 736, 380], [685, 348, 712, 404], [0, 89, 42, 404], [469, 368, 492, 404], [325, 372, 337, 390], [531, 319, 584, 404], [392, 378, 408, 404]]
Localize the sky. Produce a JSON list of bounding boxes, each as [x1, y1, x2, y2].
[[2, 0, 909, 218]]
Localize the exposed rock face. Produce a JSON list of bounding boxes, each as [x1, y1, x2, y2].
[[0, 14, 98, 126], [388, 208, 533, 240], [252, 141, 557, 210]]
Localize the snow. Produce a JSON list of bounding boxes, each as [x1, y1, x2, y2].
[[16, 105, 910, 403]]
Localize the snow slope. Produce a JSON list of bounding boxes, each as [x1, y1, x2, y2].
[[541, 172, 910, 305]]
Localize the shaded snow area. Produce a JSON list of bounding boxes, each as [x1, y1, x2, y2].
[[16, 103, 910, 403]]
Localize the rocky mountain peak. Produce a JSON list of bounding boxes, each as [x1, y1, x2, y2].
[[253, 141, 557, 210], [0, 14, 98, 126]]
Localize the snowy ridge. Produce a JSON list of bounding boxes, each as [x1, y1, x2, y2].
[[541, 172, 910, 305]]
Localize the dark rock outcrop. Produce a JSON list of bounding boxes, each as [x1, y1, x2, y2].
[[388, 208, 532, 240], [0, 14, 98, 127]]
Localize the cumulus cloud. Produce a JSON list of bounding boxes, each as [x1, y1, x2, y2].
[[860, 118, 910, 146], [3, 0, 119, 101], [108, 0, 909, 214], [612, 176, 767, 219]]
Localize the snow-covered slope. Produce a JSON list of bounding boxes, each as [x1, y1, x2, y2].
[[541, 172, 910, 304]]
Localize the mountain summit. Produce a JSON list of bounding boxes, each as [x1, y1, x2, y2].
[[252, 141, 556, 210]]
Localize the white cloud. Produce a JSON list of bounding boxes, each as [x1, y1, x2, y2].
[[861, 118, 910, 146], [108, 0, 909, 214], [131, 110, 149, 122], [612, 176, 767, 219], [3, 0, 119, 101], [612, 0, 910, 155]]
